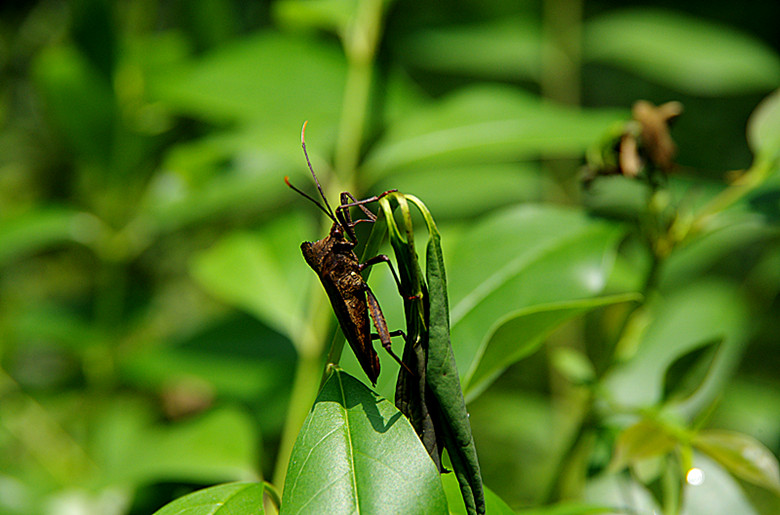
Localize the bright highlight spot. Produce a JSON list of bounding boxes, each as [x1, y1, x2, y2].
[[686, 467, 705, 486]]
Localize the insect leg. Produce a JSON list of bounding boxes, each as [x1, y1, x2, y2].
[[365, 286, 415, 376], [359, 254, 413, 298], [335, 190, 398, 235]]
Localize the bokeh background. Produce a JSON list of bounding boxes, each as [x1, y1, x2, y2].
[[1, 0, 779, 514]]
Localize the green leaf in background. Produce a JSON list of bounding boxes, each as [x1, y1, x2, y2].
[[92, 401, 259, 487], [443, 205, 626, 394], [693, 430, 780, 495], [362, 85, 625, 179], [607, 419, 678, 474], [399, 17, 542, 82], [516, 502, 618, 515], [32, 45, 117, 166], [680, 453, 762, 515], [584, 8, 780, 96], [0, 208, 101, 264], [149, 32, 346, 131], [152, 482, 265, 515], [190, 213, 312, 342], [603, 280, 750, 414], [747, 88, 780, 159], [372, 163, 547, 220], [660, 212, 777, 290], [441, 471, 515, 515], [466, 294, 640, 401], [273, 0, 357, 35], [281, 369, 446, 514]]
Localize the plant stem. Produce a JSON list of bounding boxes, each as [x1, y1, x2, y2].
[[333, 0, 383, 184], [541, 0, 583, 107], [272, 284, 331, 490]]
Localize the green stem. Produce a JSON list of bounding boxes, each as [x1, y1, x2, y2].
[[541, 0, 583, 106], [333, 0, 384, 183], [272, 289, 330, 489]]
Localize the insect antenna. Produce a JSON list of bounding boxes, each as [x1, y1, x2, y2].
[[285, 176, 338, 224]]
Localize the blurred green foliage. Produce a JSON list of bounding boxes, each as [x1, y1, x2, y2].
[[1, 0, 779, 513]]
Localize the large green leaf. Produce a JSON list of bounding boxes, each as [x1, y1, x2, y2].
[[466, 293, 640, 400], [281, 369, 446, 514], [93, 400, 259, 487], [153, 482, 265, 515], [190, 213, 313, 342], [584, 8, 780, 96], [362, 85, 625, 180], [603, 280, 750, 413], [443, 205, 626, 392], [0, 208, 100, 264], [149, 31, 346, 132], [399, 18, 542, 82]]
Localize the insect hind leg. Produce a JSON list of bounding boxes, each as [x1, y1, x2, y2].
[[365, 286, 415, 377]]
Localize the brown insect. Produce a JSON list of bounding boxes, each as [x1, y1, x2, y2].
[[285, 122, 410, 384]]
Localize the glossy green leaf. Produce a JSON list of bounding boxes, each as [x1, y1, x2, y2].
[[362, 85, 625, 180], [281, 370, 446, 514], [153, 482, 265, 515], [603, 280, 750, 414], [400, 18, 542, 82], [747, 88, 780, 158], [693, 430, 780, 494], [441, 471, 514, 515], [467, 294, 640, 400], [0, 209, 100, 264], [444, 205, 625, 393], [190, 214, 312, 342], [584, 8, 780, 96]]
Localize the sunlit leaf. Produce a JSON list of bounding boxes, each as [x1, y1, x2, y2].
[[153, 482, 265, 515], [693, 430, 780, 494], [747, 88, 780, 158], [584, 8, 780, 96], [280, 370, 446, 514], [444, 205, 626, 394], [467, 294, 640, 400], [603, 280, 750, 416]]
